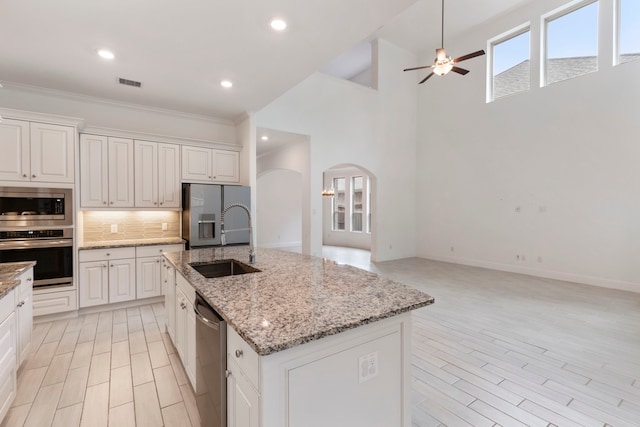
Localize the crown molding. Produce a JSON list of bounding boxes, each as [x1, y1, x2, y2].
[[1, 81, 235, 126], [0, 107, 84, 127], [81, 125, 242, 151]]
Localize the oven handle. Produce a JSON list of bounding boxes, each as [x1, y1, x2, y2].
[[0, 239, 73, 249]]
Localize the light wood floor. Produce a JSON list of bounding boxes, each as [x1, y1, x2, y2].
[[4, 250, 640, 426]]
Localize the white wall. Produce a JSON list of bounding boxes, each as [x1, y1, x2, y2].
[[257, 169, 303, 248], [0, 84, 236, 143], [416, 0, 640, 292], [256, 39, 418, 261], [256, 139, 311, 254]]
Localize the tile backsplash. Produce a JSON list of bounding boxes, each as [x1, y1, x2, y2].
[[81, 211, 180, 242]]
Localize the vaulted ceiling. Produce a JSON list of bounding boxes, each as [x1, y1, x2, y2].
[[0, 0, 535, 122]]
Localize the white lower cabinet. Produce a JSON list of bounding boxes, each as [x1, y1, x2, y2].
[[0, 289, 17, 422], [174, 273, 196, 388], [227, 358, 260, 427], [15, 269, 33, 367], [136, 244, 184, 300], [162, 260, 176, 341], [79, 248, 136, 307]]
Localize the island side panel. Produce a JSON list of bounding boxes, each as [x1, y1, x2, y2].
[[261, 312, 412, 427]]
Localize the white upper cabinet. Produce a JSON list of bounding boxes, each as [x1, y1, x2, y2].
[[134, 140, 158, 208], [212, 149, 240, 183], [108, 137, 135, 207], [0, 119, 29, 181], [135, 141, 180, 208], [80, 134, 109, 207], [80, 134, 134, 208], [158, 143, 181, 207], [181, 144, 239, 183], [30, 123, 75, 183], [0, 119, 74, 184]]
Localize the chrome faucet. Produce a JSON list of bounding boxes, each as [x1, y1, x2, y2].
[[220, 203, 256, 264]]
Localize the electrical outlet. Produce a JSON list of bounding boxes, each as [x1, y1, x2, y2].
[[358, 352, 378, 384], [162, 222, 168, 231], [110, 224, 118, 233]]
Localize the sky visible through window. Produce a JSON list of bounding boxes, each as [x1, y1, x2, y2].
[[620, 0, 640, 56], [494, 1, 640, 76]]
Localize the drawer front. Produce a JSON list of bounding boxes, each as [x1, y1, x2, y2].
[[175, 273, 195, 302], [79, 247, 136, 262], [33, 290, 77, 317], [0, 290, 15, 321], [228, 326, 260, 390], [136, 244, 184, 258]]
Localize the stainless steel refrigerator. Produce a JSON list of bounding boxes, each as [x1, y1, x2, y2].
[[182, 183, 251, 248]]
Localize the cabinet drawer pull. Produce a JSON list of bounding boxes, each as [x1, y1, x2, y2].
[[27, 278, 32, 282], [180, 301, 186, 310], [235, 349, 243, 358]]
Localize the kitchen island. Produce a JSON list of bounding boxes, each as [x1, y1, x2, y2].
[[164, 247, 434, 427]]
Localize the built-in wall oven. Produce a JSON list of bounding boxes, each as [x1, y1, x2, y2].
[[0, 187, 74, 289]]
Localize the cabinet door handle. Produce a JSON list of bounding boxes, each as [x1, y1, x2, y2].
[[32, 174, 36, 178], [103, 201, 107, 205], [27, 278, 32, 282], [180, 301, 186, 310], [225, 369, 232, 378], [111, 264, 114, 267], [159, 202, 163, 205], [22, 174, 27, 178], [17, 301, 25, 307], [235, 349, 243, 358], [102, 264, 107, 268], [156, 259, 160, 263], [110, 201, 114, 205], [106, 253, 110, 256]]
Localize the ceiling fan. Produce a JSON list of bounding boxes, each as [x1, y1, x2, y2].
[[403, 0, 486, 84]]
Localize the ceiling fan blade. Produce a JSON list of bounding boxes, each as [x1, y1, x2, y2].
[[451, 66, 469, 75], [453, 50, 486, 63], [419, 72, 435, 84], [403, 65, 435, 72]]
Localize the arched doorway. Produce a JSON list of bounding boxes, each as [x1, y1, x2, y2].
[[322, 164, 375, 253]]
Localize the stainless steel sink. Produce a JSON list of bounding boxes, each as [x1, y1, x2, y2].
[[189, 259, 261, 279]]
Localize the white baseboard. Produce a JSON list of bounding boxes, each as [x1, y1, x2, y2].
[[420, 253, 640, 294]]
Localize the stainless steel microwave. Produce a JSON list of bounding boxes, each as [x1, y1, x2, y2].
[[0, 187, 73, 228]]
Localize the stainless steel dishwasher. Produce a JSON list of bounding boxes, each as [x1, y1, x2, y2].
[[194, 293, 227, 427]]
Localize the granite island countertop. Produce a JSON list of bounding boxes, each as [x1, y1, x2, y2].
[[164, 247, 434, 356], [0, 261, 36, 299], [79, 237, 186, 250]]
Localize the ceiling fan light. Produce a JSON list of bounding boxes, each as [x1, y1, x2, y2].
[[433, 61, 453, 76]]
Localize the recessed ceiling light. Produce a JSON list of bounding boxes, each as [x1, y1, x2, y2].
[[270, 19, 287, 31], [220, 80, 233, 88], [261, 136, 269, 141], [97, 49, 115, 60]]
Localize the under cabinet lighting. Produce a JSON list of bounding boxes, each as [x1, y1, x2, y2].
[[261, 136, 269, 141], [220, 80, 233, 88]]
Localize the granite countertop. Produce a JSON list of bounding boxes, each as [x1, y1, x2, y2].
[[0, 261, 37, 299], [79, 237, 186, 250], [164, 247, 434, 356]]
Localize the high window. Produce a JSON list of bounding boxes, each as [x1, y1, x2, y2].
[[617, 0, 640, 64], [332, 178, 346, 231], [543, 1, 599, 86], [488, 25, 531, 101]]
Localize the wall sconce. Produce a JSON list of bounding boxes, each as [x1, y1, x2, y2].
[[321, 188, 335, 197]]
